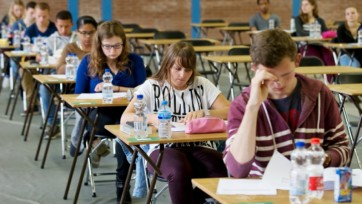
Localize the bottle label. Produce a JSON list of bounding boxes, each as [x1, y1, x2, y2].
[[308, 176, 324, 191], [291, 179, 307, 196]]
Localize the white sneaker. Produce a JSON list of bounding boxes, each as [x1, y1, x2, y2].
[[2, 77, 10, 89]]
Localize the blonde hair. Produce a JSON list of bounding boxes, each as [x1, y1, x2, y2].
[[8, 0, 24, 25], [89, 20, 130, 78]]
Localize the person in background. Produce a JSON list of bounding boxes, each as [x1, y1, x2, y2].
[[20, 2, 57, 116], [337, 7, 362, 67], [295, 0, 328, 36], [249, 0, 280, 31], [12, 1, 36, 35], [223, 29, 350, 178], [1, 0, 25, 89], [56, 15, 97, 156], [120, 41, 229, 204], [38, 10, 76, 139], [74, 20, 146, 203]]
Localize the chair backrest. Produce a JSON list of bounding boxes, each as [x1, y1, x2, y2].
[[333, 21, 344, 26], [228, 47, 250, 56], [132, 27, 158, 33], [337, 74, 362, 84], [181, 39, 214, 46], [228, 22, 249, 27], [122, 23, 141, 30], [202, 19, 225, 23], [154, 31, 186, 39], [299, 56, 324, 66]]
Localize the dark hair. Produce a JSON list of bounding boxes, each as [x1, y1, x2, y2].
[[257, 0, 269, 5], [250, 29, 297, 67], [35, 2, 50, 11], [26, 1, 36, 9], [153, 41, 198, 86], [55, 10, 72, 21], [76, 15, 97, 30]]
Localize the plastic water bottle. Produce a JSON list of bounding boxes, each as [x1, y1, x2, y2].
[[268, 19, 275, 30], [315, 22, 321, 38], [158, 100, 172, 139], [309, 23, 315, 38], [71, 53, 79, 79], [13, 30, 21, 47], [290, 18, 296, 33], [102, 68, 113, 104], [40, 42, 48, 65], [65, 53, 75, 80], [358, 29, 362, 46], [307, 138, 325, 199], [1, 24, 7, 39], [290, 141, 310, 204], [134, 94, 148, 139], [22, 36, 31, 53]]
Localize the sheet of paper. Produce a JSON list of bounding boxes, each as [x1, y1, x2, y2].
[[216, 179, 277, 195], [262, 150, 292, 190], [171, 122, 185, 132], [50, 74, 67, 79], [352, 169, 362, 187], [77, 92, 127, 99]]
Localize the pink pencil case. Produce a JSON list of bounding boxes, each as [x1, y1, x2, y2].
[[185, 117, 226, 134]]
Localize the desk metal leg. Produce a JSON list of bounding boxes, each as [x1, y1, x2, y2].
[[121, 145, 138, 204], [146, 145, 164, 204], [21, 78, 37, 136], [23, 81, 39, 141], [348, 116, 362, 167], [5, 71, 20, 116]]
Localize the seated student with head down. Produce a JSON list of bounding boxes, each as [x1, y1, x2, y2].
[[223, 29, 350, 178], [74, 20, 146, 203], [120, 41, 229, 204], [337, 7, 362, 67]]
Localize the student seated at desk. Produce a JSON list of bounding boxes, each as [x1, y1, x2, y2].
[[121, 41, 229, 204], [223, 29, 350, 178], [337, 7, 362, 67], [249, 0, 281, 31], [74, 20, 146, 203]]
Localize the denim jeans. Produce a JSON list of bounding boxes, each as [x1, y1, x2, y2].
[[339, 54, 361, 67], [39, 69, 58, 124], [118, 138, 149, 198]]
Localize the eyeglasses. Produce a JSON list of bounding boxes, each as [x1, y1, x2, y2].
[[101, 43, 123, 50], [78, 30, 95, 36]]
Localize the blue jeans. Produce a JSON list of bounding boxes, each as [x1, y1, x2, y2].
[[339, 54, 361, 67], [39, 69, 58, 124], [118, 139, 149, 198]]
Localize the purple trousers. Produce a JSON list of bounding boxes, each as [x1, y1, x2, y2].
[[148, 146, 227, 204]]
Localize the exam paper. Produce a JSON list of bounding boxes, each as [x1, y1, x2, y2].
[[171, 122, 185, 132], [262, 150, 292, 190], [216, 179, 277, 195], [50, 74, 67, 79], [77, 92, 127, 99]]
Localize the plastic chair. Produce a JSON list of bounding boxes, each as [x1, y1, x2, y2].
[[154, 30, 186, 39], [122, 23, 141, 31], [130, 27, 159, 54], [144, 162, 169, 204], [227, 47, 251, 100], [299, 56, 324, 67]]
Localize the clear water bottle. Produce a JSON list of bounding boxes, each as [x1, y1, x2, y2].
[[13, 30, 21, 47], [309, 22, 315, 38], [290, 18, 296, 33], [268, 19, 275, 30], [22, 36, 31, 53], [71, 53, 79, 79], [102, 68, 113, 104], [1, 24, 7, 39], [358, 29, 362, 46], [158, 100, 172, 139], [65, 53, 75, 80], [290, 141, 310, 204], [40, 42, 48, 65], [126, 89, 133, 101], [315, 22, 321, 38], [307, 138, 325, 199], [134, 94, 148, 139]]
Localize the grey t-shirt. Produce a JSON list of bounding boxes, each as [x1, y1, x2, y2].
[[249, 13, 281, 30]]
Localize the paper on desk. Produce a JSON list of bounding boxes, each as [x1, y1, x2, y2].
[[262, 150, 292, 190], [77, 92, 127, 99], [352, 169, 362, 187], [216, 179, 277, 195], [50, 74, 67, 79], [171, 122, 185, 132]]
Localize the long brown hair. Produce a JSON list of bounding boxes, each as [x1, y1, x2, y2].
[[152, 41, 198, 86], [88, 20, 130, 78], [299, 0, 319, 24]]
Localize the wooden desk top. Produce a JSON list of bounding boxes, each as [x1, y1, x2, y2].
[[60, 94, 129, 108], [202, 55, 252, 63], [219, 26, 250, 31], [0, 44, 18, 49], [295, 66, 362, 75], [327, 83, 362, 96], [192, 178, 362, 204], [126, 33, 155, 38], [191, 23, 228, 28], [20, 61, 56, 69], [139, 38, 221, 46], [33, 74, 75, 84], [4, 51, 37, 57], [124, 28, 133, 33], [292, 36, 331, 42], [193, 45, 248, 53], [105, 124, 227, 146], [323, 42, 362, 49]]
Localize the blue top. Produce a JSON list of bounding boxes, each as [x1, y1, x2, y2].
[[24, 22, 57, 43], [12, 19, 26, 32], [75, 53, 146, 94]]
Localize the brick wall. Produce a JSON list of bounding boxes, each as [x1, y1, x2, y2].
[[0, 0, 361, 36]]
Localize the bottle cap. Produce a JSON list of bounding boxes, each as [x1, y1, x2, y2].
[[310, 138, 320, 144], [105, 68, 110, 72], [295, 141, 305, 148], [136, 94, 143, 100], [161, 100, 168, 106]]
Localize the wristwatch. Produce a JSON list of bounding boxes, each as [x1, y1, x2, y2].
[[323, 153, 332, 167]]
